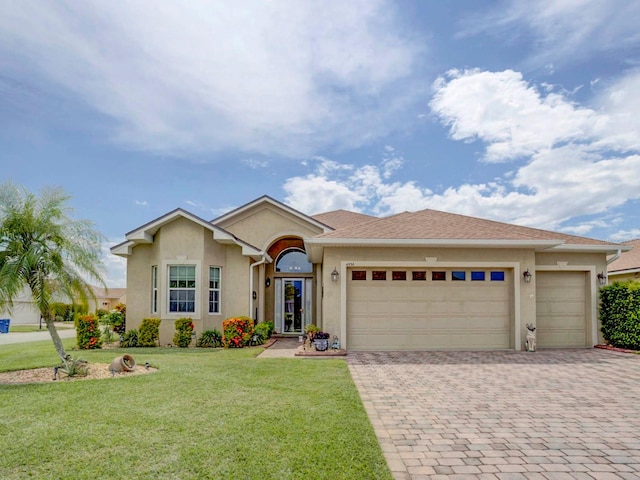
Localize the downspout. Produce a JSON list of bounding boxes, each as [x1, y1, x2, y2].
[[249, 255, 268, 320], [606, 249, 622, 265]]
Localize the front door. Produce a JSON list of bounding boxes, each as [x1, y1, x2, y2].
[[275, 278, 312, 334]]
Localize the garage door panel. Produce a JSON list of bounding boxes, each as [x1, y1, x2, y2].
[[536, 271, 587, 348], [347, 269, 512, 350]]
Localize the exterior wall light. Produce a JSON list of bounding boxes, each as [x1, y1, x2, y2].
[[265, 277, 271, 287], [331, 267, 339, 283], [597, 272, 607, 286], [523, 269, 532, 283]]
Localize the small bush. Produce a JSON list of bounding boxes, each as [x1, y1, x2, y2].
[[113, 303, 126, 334], [254, 322, 272, 344], [75, 314, 103, 350], [95, 308, 109, 319], [173, 318, 195, 348], [197, 329, 222, 348], [59, 356, 89, 377], [120, 329, 139, 348], [138, 318, 161, 347], [222, 316, 254, 348], [263, 321, 274, 338], [600, 281, 640, 349]]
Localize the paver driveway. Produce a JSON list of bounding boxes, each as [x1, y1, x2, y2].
[[348, 349, 640, 480]]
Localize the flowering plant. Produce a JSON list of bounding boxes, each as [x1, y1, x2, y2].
[[314, 331, 330, 340], [75, 314, 103, 350], [222, 316, 254, 348], [174, 317, 195, 348]]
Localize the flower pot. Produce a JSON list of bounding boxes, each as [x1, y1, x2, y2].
[[313, 338, 329, 351]]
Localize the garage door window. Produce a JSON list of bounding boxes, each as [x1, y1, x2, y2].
[[432, 271, 446, 281], [471, 271, 485, 281], [452, 271, 466, 281], [372, 271, 387, 281], [490, 271, 505, 281], [412, 271, 427, 281], [352, 271, 366, 281], [392, 271, 406, 281]]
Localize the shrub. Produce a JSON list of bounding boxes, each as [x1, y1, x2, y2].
[[113, 303, 126, 334], [263, 321, 274, 338], [75, 314, 103, 350], [173, 318, 195, 348], [600, 281, 640, 349], [196, 329, 222, 348], [59, 356, 89, 377], [102, 311, 125, 335], [138, 318, 161, 347], [95, 308, 109, 319], [120, 329, 139, 348], [254, 322, 272, 344], [222, 316, 254, 348]]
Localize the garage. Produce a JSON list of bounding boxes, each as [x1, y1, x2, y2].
[[536, 271, 587, 348], [347, 268, 512, 351]]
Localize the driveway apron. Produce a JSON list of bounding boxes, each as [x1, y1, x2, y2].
[[348, 349, 640, 480]]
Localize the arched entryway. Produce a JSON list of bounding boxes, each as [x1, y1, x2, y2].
[[265, 238, 315, 334]]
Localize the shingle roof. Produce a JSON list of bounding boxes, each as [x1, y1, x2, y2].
[[311, 209, 377, 230], [315, 209, 613, 245], [608, 238, 640, 272]]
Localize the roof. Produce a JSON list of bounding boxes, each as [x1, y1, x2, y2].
[[311, 209, 376, 230], [91, 286, 126, 299], [305, 208, 627, 262], [608, 238, 640, 273]]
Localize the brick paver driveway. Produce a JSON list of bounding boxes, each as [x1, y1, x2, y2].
[[348, 349, 640, 480]]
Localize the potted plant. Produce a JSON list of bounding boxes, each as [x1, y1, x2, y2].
[[305, 323, 319, 341], [313, 331, 330, 351]]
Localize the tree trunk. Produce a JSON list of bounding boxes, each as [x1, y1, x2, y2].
[[45, 317, 68, 361]]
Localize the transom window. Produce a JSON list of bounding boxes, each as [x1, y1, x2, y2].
[[209, 267, 221, 314], [275, 249, 313, 273], [169, 265, 196, 313]]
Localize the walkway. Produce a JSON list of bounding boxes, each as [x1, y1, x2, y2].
[[348, 349, 640, 480]]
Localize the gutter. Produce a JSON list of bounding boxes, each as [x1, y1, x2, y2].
[[249, 254, 271, 320], [606, 249, 622, 265]]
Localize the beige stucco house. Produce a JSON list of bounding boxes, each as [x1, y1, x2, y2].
[[608, 238, 640, 282], [111, 195, 628, 351]]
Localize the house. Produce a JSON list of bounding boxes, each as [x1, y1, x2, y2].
[[111, 195, 628, 351], [607, 238, 640, 282], [90, 286, 127, 313]]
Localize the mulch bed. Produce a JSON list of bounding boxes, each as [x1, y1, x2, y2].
[[595, 344, 640, 354]]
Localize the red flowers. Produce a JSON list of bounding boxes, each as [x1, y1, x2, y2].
[[222, 316, 254, 348]]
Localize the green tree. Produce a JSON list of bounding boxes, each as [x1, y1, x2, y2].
[[0, 182, 106, 360]]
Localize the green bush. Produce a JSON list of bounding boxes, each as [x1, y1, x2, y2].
[[120, 329, 139, 348], [196, 329, 222, 348], [173, 318, 195, 348], [254, 322, 272, 344], [138, 318, 161, 347], [75, 314, 103, 350], [113, 303, 126, 334], [95, 308, 109, 319], [222, 316, 254, 348], [262, 321, 274, 338], [600, 281, 640, 349]]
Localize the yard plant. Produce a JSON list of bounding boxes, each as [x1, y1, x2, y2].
[[600, 280, 640, 349], [0, 339, 392, 479]]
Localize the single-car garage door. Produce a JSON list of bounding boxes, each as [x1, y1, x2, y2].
[[536, 271, 587, 348], [347, 268, 512, 351]]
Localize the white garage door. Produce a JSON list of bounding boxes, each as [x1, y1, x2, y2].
[[536, 271, 587, 348], [347, 268, 512, 351]]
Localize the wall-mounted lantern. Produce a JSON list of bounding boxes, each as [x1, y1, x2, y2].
[[331, 267, 339, 283], [265, 277, 271, 287], [523, 269, 532, 283], [597, 272, 607, 286]]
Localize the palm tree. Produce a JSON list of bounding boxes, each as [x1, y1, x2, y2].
[[0, 182, 106, 360]]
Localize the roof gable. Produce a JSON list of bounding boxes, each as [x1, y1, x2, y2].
[[111, 208, 262, 257], [311, 209, 376, 229]]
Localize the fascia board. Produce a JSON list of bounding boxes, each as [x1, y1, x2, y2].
[[110, 241, 134, 257], [549, 244, 632, 254], [608, 267, 640, 275], [304, 238, 564, 249]]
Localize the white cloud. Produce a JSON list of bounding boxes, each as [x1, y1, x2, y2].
[[242, 159, 269, 169], [134, 200, 148, 206], [461, 0, 640, 68], [285, 69, 640, 233], [0, 0, 423, 157], [103, 242, 127, 288], [609, 229, 640, 242]]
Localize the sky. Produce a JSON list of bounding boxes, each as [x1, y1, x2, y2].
[[1, 0, 640, 288]]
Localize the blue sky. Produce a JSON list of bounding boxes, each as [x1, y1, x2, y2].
[[1, 0, 640, 287]]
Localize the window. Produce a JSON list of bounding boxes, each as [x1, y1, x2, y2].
[[392, 271, 407, 281], [432, 271, 446, 281], [372, 271, 387, 281], [471, 271, 485, 281], [275, 249, 313, 273], [490, 271, 505, 282], [412, 271, 427, 281], [151, 266, 158, 314], [209, 267, 221, 314], [352, 271, 366, 281], [452, 271, 466, 281], [169, 265, 196, 313]]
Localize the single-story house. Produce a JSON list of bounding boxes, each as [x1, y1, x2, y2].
[[111, 195, 628, 351], [607, 238, 640, 282]]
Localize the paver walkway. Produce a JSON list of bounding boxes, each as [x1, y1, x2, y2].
[[348, 349, 640, 480]]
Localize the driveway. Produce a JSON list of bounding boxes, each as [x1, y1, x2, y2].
[[348, 349, 640, 480]]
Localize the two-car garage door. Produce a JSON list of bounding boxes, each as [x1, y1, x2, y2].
[[347, 268, 512, 351]]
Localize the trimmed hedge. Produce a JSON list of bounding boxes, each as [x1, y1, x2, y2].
[[173, 318, 195, 347], [600, 281, 640, 349], [138, 318, 161, 347]]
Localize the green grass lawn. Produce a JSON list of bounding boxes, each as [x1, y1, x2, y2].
[[5, 324, 72, 333], [0, 340, 392, 480]]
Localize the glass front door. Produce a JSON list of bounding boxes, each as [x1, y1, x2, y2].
[[275, 278, 312, 334]]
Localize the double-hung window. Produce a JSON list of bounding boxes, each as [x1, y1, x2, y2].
[[209, 267, 221, 314], [169, 265, 196, 313], [151, 266, 158, 314]]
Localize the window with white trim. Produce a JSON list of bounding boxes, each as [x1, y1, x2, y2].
[[169, 265, 196, 313], [209, 266, 221, 314], [151, 266, 158, 314]]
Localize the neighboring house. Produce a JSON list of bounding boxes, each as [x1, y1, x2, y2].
[[0, 286, 127, 325], [111, 195, 628, 351], [607, 238, 640, 282]]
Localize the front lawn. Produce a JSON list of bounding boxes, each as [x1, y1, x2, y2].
[[0, 341, 391, 480]]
